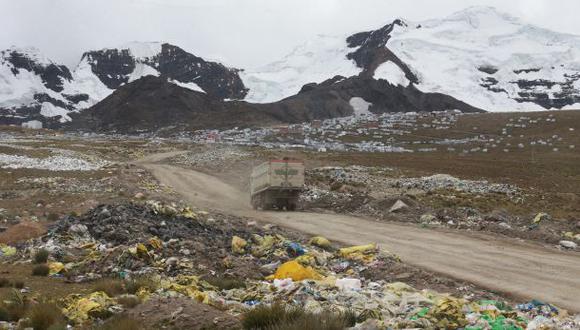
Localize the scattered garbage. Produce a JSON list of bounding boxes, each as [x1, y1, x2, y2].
[[169, 147, 251, 169], [2, 201, 578, 329], [0, 154, 108, 171]]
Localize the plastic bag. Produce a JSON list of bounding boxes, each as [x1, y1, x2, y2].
[[49, 262, 65, 275], [149, 237, 163, 250], [286, 242, 305, 256], [309, 236, 332, 249], [62, 291, 115, 323], [268, 260, 322, 281], [231, 236, 247, 254], [338, 244, 377, 257], [0, 244, 16, 257], [335, 278, 361, 292]]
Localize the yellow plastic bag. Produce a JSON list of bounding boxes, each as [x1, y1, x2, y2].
[[427, 296, 468, 329], [309, 236, 332, 249], [268, 260, 322, 281], [62, 291, 114, 323], [49, 262, 65, 275], [252, 235, 276, 257], [338, 244, 377, 257], [533, 212, 549, 224], [0, 244, 16, 256], [338, 244, 378, 262], [181, 207, 197, 220], [149, 237, 163, 250], [231, 236, 247, 254], [295, 254, 317, 267]]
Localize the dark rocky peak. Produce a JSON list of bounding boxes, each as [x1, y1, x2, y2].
[[292, 76, 482, 117], [78, 43, 248, 100], [299, 75, 347, 93], [345, 20, 417, 84], [347, 19, 407, 50], [2, 47, 72, 92], [80, 48, 136, 89], [154, 43, 248, 100]]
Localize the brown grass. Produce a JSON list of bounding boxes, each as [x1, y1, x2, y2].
[[32, 264, 50, 277], [34, 248, 50, 264], [117, 295, 141, 309], [92, 278, 125, 297], [26, 302, 65, 330]]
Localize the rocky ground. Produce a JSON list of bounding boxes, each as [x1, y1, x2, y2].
[[300, 165, 580, 249], [0, 128, 579, 329]]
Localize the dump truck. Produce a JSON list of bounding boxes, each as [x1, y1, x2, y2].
[[250, 159, 305, 211]]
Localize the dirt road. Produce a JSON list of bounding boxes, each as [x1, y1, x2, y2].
[[140, 153, 580, 312]]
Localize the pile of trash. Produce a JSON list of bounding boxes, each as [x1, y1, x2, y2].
[[391, 174, 521, 198], [23, 201, 285, 280], [299, 187, 369, 213], [170, 147, 251, 169], [3, 202, 579, 329], [15, 176, 116, 194], [0, 154, 108, 171], [308, 167, 520, 199]]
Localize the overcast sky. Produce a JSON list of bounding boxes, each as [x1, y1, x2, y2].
[[2, 0, 580, 68]]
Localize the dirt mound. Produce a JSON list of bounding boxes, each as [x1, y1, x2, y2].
[[124, 297, 241, 329]]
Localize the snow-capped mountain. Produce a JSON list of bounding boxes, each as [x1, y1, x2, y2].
[[3, 6, 580, 128], [0, 43, 247, 126], [0, 47, 90, 125], [242, 7, 580, 111], [387, 6, 580, 111]]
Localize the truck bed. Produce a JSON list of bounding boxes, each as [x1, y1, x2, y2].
[[250, 159, 305, 196]]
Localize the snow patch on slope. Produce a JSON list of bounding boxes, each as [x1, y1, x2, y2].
[[64, 57, 113, 108], [0, 61, 40, 108], [242, 35, 361, 103], [40, 102, 70, 122], [374, 61, 410, 86], [349, 97, 372, 115], [169, 79, 205, 93], [121, 41, 163, 59], [128, 63, 160, 83]]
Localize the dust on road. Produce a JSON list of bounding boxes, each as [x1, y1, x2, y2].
[[140, 152, 580, 312]]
